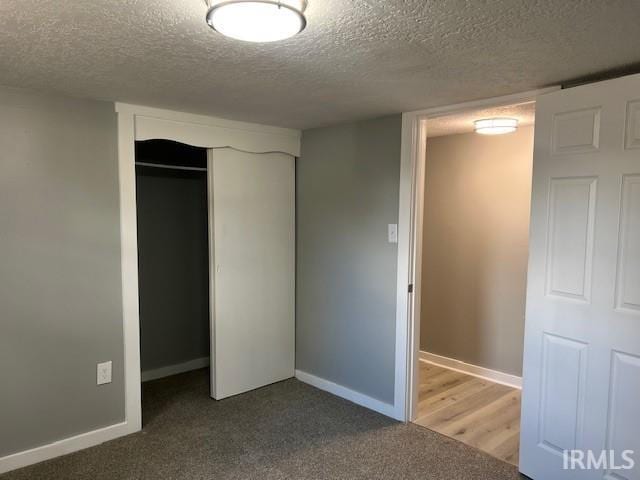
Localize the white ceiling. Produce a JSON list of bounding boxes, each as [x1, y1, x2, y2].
[[427, 102, 536, 138], [1, 1, 639, 129]]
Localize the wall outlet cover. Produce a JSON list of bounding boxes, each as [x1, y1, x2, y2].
[[388, 224, 398, 243], [97, 361, 112, 385]]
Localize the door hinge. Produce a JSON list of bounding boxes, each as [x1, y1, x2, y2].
[[408, 284, 414, 293]]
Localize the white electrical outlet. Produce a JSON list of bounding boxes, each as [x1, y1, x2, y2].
[[388, 224, 398, 243], [97, 361, 112, 385]]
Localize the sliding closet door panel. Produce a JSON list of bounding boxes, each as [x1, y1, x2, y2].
[[211, 149, 295, 399]]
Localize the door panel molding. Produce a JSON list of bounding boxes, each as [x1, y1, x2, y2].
[[538, 333, 588, 455], [625, 100, 640, 150], [605, 351, 640, 480], [545, 177, 598, 302], [552, 107, 601, 155], [615, 174, 640, 313]]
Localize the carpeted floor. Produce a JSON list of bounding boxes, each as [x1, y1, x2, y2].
[[2, 369, 525, 479]]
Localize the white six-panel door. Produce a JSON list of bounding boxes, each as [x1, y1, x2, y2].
[[520, 74, 640, 479], [208, 148, 295, 400]]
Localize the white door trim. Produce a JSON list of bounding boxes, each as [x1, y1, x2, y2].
[[394, 87, 560, 423], [116, 107, 143, 435], [206, 150, 218, 400], [115, 103, 301, 157], [116, 104, 301, 438]]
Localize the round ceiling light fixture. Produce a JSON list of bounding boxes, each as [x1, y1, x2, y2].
[[206, 0, 308, 43], [474, 117, 518, 135]]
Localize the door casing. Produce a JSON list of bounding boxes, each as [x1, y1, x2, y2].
[[115, 103, 301, 435], [396, 87, 560, 424]]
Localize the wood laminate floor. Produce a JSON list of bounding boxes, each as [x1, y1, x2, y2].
[[413, 362, 521, 466]]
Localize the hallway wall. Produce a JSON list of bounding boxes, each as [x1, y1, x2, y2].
[[420, 126, 534, 376]]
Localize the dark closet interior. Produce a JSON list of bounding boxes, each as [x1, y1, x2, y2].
[[135, 140, 210, 381]]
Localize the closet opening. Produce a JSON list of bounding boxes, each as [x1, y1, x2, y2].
[[411, 101, 535, 466], [135, 139, 211, 422]]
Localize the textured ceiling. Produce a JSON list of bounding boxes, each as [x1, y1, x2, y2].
[[1, 1, 640, 129], [427, 102, 535, 137]]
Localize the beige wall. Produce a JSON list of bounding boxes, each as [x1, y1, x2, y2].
[[420, 126, 534, 376]]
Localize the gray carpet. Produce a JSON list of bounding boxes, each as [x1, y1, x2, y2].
[[2, 369, 524, 479]]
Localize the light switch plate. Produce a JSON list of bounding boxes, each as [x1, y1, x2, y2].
[[388, 224, 398, 243], [97, 361, 112, 385]]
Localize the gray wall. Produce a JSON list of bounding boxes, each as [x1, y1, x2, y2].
[[0, 87, 124, 456], [420, 127, 534, 376], [136, 169, 210, 372], [296, 115, 402, 405]]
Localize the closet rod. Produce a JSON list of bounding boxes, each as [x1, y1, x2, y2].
[[135, 161, 207, 172]]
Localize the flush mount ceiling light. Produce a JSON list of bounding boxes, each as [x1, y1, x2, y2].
[[206, 0, 308, 43], [474, 117, 518, 135]]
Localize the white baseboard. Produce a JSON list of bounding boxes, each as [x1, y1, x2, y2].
[[0, 421, 136, 475], [141, 357, 210, 382], [419, 351, 522, 389], [295, 370, 397, 419]]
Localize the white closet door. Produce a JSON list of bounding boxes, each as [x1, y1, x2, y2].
[[520, 73, 640, 479], [209, 149, 295, 400]]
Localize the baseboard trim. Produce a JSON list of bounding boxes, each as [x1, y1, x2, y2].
[[0, 421, 136, 475], [419, 351, 522, 389], [295, 370, 397, 419], [141, 357, 210, 382]]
